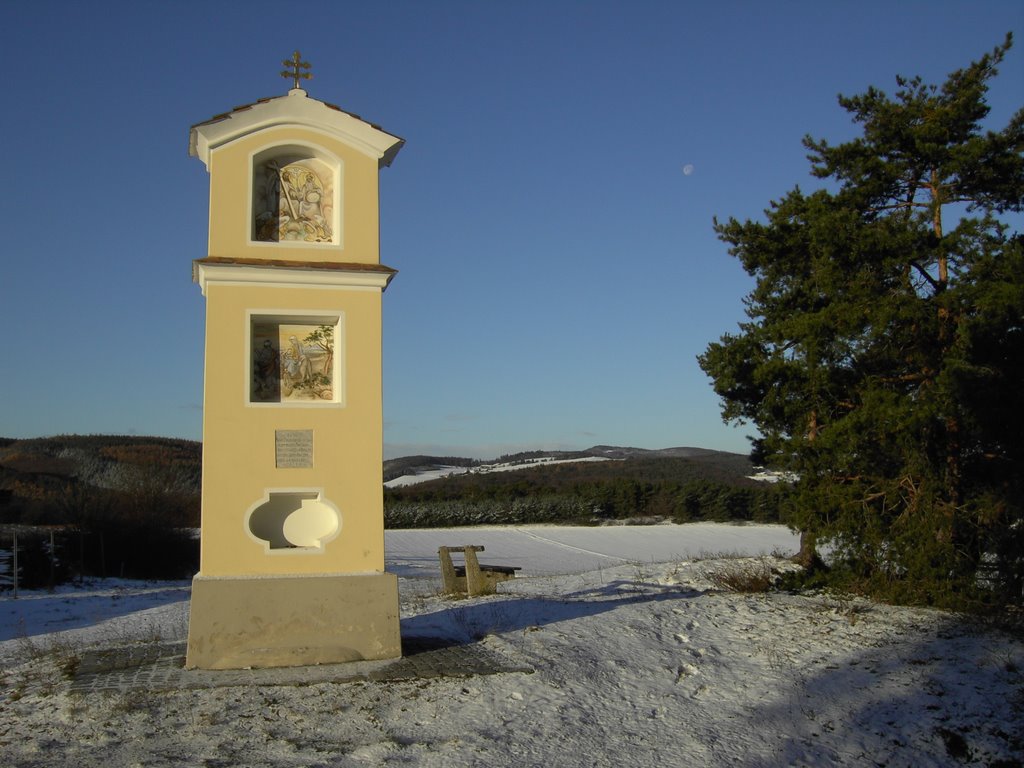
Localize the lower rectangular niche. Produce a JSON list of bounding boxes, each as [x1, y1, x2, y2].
[[250, 314, 342, 404]]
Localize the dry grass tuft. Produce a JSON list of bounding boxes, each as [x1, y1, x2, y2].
[[706, 558, 783, 593]]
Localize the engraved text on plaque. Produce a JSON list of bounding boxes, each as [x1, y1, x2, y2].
[[275, 430, 314, 468]]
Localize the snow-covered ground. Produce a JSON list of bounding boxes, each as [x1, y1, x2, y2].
[[1, 523, 1021, 767]]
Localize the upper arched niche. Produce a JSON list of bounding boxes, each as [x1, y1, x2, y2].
[[251, 144, 342, 245]]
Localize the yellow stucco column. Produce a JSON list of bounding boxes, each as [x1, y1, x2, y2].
[[184, 82, 404, 669]]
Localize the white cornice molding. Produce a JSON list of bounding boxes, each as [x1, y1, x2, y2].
[[193, 260, 394, 296], [190, 90, 403, 170]]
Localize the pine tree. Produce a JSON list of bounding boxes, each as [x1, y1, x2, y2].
[[699, 35, 1024, 607]]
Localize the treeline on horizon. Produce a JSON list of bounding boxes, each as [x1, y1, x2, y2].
[[384, 456, 787, 528], [1, 435, 786, 585]]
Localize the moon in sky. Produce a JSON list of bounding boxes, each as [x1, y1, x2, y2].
[[682, 164, 695, 176]]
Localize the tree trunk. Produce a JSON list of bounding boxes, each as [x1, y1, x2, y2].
[[793, 529, 823, 570]]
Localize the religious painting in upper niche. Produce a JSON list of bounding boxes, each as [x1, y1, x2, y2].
[[251, 321, 336, 403], [254, 159, 335, 243]]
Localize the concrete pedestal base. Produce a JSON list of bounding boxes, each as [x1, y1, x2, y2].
[[185, 572, 401, 670]]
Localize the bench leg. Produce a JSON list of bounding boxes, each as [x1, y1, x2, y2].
[[464, 548, 491, 596], [438, 547, 461, 594]]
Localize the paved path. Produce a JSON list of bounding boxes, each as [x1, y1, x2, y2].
[[70, 637, 532, 694]]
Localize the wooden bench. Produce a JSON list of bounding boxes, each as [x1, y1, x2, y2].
[[438, 545, 521, 596]]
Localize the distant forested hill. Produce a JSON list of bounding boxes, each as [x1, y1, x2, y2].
[[0, 435, 202, 583], [1, 435, 787, 537], [0, 434, 201, 523], [384, 447, 788, 528]]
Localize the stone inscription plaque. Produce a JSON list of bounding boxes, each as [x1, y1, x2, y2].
[[275, 430, 314, 468]]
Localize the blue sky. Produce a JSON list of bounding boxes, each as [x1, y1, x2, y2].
[[1, 1, 1021, 459]]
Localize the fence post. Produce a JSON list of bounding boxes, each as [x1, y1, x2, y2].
[[12, 531, 18, 600], [49, 529, 55, 593]]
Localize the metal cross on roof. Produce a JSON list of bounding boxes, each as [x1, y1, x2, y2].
[[281, 51, 312, 90]]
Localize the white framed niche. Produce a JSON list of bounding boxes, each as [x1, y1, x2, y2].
[[250, 143, 343, 247], [247, 311, 345, 407]]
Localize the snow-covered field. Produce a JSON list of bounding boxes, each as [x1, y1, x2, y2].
[[384, 455, 611, 488], [1, 523, 1021, 767]]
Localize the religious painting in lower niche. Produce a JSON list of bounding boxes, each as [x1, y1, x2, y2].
[[251, 322, 336, 403]]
